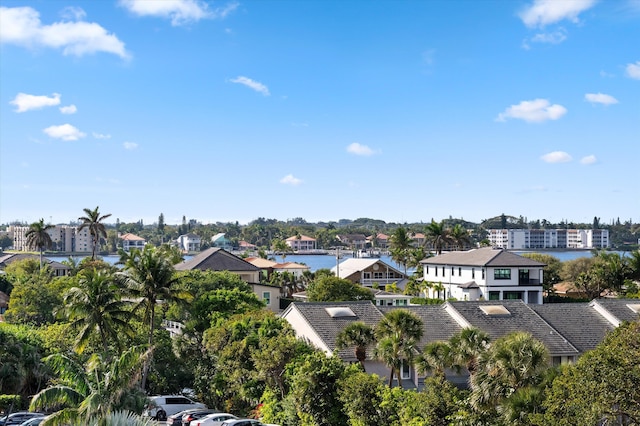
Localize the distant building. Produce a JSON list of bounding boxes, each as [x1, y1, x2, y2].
[[176, 233, 201, 252], [487, 229, 609, 250], [119, 233, 146, 252], [10, 224, 91, 253], [211, 233, 233, 250], [285, 235, 317, 252]]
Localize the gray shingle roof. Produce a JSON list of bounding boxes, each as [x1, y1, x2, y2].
[[447, 300, 578, 356], [379, 305, 463, 347], [420, 247, 546, 267], [286, 301, 384, 361], [174, 248, 260, 272], [592, 298, 640, 324], [530, 303, 615, 353]]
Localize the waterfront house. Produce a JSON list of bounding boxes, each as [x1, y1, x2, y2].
[[366, 233, 389, 249], [285, 235, 317, 252], [211, 233, 233, 250], [0, 253, 70, 276], [176, 233, 201, 253], [174, 248, 280, 312], [119, 233, 146, 252], [331, 258, 408, 289], [420, 247, 545, 304], [336, 234, 367, 250]]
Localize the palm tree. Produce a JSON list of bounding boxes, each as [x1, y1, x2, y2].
[[389, 226, 412, 276], [116, 245, 188, 389], [63, 268, 135, 355], [30, 346, 150, 426], [25, 218, 54, 269], [424, 220, 451, 255], [449, 327, 490, 380], [416, 341, 453, 379], [335, 322, 376, 371], [374, 309, 423, 387], [78, 206, 112, 260], [271, 238, 290, 262], [470, 331, 549, 411], [448, 224, 471, 251]]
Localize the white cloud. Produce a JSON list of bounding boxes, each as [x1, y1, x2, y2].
[[541, 151, 572, 163], [119, 0, 237, 26], [496, 99, 567, 123], [60, 6, 87, 21], [584, 93, 618, 105], [280, 174, 302, 186], [626, 61, 640, 80], [123, 141, 138, 150], [530, 29, 567, 44], [346, 142, 376, 156], [580, 155, 597, 165], [230, 76, 270, 96], [43, 124, 86, 141], [519, 0, 596, 27], [10, 92, 61, 112], [59, 104, 77, 114], [0, 6, 128, 58], [93, 132, 111, 139]]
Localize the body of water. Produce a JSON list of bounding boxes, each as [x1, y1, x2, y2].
[[47, 249, 630, 273]]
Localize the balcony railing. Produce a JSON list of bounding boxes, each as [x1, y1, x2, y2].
[[518, 278, 541, 285]]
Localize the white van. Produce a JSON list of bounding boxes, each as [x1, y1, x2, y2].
[[143, 395, 206, 421]]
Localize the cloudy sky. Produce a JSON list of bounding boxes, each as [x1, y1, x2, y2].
[[1, 0, 638, 226]]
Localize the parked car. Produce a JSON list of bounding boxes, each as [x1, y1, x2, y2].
[[143, 395, 206, 421], [181, 409, 218, 426], [166, 409, 197, 426], [191, 413, 237, 426], [18, 417, 46, 426], [0, 412, 44, 426], [219, 420, 264, 426]]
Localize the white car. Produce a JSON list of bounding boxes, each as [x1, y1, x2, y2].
[[142, 395, 206, 421], [190, 413, 237, 426]]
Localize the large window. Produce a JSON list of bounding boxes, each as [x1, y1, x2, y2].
[[401, 360, 411, 379], [504, 291, 523, 300], [494, 268, 511, 280], [262, 292, 271, 305], [489, 291, 500, 300]]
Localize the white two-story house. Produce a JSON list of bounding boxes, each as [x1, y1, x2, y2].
[[420, 247, 545, 304]]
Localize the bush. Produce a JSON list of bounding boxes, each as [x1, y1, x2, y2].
[[409, 297, 445, 305], [0, 395, 24, 413]]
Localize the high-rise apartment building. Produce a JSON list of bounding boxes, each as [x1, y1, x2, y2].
[[487, 229, 609, 250]]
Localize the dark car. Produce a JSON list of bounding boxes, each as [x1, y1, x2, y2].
[[166, 409, 197, 426], [0, 412, 44, 426], [181, 409, 219, 426]]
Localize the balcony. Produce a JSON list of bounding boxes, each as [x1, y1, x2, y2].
[[518, 278, 541, 286]]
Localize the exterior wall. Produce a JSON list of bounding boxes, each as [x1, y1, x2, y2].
[[233, 270, 261, 284], [11, 225, 91, 253], [286, 237, 317, 251], [351, 264, 406, 287], [250, 283, 281, 313]]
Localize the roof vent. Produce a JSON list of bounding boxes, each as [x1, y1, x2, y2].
[[479, 305, 511, 316], [627, 304, 640, 314], [325, 307, 357, 318]]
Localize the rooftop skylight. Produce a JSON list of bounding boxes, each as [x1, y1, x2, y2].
[[479, 305, 511, 316], [627, 304, 640, 314], [325, 307, 357, 318]]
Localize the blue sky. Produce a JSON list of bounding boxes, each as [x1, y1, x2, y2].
[[1, 0, 638, 226]]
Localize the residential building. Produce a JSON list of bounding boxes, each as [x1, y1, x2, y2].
[[0, 253, 71, 276], [174, 248, 280, 312], [10, 224, 92, 253], [245, 257, 310, 280], [331, 258, 408, 289], [336, 234, 367, 250], [487, 228, 609, 250], [285, 235, 317, 252], [366, 233, 389, 249], [176, 233, 201, 252], [420, 247, 545, 304], [119, 233, 146, 252], [211, 233, 233, 250], [282, 299, 639, 389]]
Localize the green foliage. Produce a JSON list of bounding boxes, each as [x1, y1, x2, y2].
[[0, 394, 24, 412], [409, 297, 445, 305], [189, 288, 265, 332], [290, 351, 349, 426], [306, 276, 373, 302], [0, 323, 48, 399], [338, 369, 390, 425], [335, 322, 376, 371], [4, 266, 65, 326], [536, 321, 640, 425]]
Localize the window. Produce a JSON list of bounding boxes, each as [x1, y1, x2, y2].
[[426, 266, 429, 274], [262, 292, 271, 305], [489, 291, 500, 300], [458, 267, 462, 276], [494, 269, 511, 280], [472, 268, 475, 279], [373, 272, 384, 279], [451, 266, 454, 275], [435, 267, 438, 277], [504, 291, 523, 300], [482, 268, 485, 279], [442, 266, 445, 275], [401, 359, 411, 379], [394, 299, 408, 306], [363, 272, 371, 279]]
